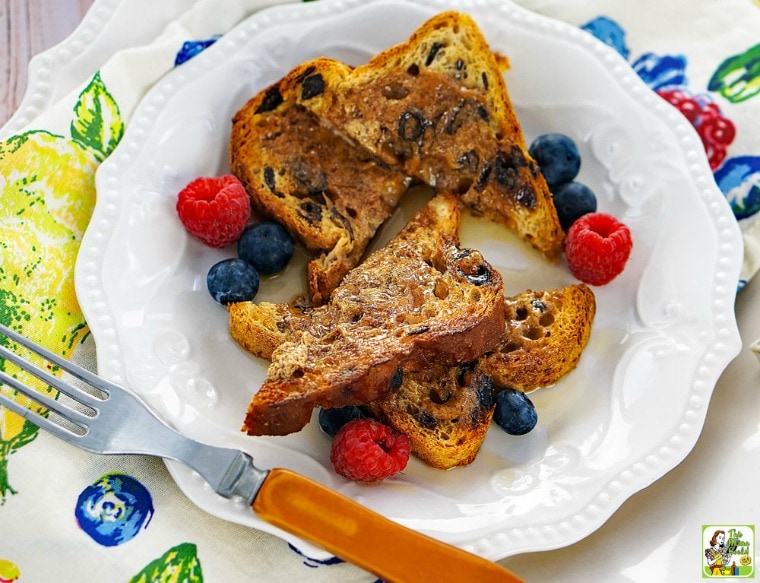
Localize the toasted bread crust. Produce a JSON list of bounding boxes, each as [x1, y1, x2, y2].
[[285, 12, 564, 258], [366, 284, 594, 467], [478, 284, 596, 391], [237, 193, 506, 436]]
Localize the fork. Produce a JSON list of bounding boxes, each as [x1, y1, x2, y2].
[[0, 322, 522, 583]]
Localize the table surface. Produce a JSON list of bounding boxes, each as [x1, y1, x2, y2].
[[3, 2, 759, 582]]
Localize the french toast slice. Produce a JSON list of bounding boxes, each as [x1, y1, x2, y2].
[[230, 78, 410, 304], [366, 285, 594, 468], [480, 285, 596, 392], [282, 11, 564, 258], [365, 364, 495, 470], [233, 193, 506, 436]]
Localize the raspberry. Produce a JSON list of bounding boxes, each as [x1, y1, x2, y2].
[[564, 212, 632, 286], [330, 418, 410, 482], [176, 175, 251, 248]]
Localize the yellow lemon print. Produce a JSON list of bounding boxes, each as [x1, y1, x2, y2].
[[1, 130, 98, 327], [0, 559, 21, 582], [0, 71, 123, 501], [1, 129, 98, 417]]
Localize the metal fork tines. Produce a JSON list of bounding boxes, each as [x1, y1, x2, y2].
[[0, 322, 267, 502]]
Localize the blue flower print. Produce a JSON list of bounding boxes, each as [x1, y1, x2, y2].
[[287, 544, 385, 583], [714, 156, 760, 220], [632, 52, 688, 91], [174, 38, 219, 67], [580, 16, 630, 59], [75, 473, 154, 547]]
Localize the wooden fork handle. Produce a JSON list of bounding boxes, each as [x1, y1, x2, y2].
[[252, 468, 523, 583]]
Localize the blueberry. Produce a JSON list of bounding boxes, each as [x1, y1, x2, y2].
[[238, 221, 294, 275], [493, 389, 538, 435], [528, 133, 581, 187], [318, 406, 364, 437], [207, 258, 259, 304], [552, 181, 598, 231]]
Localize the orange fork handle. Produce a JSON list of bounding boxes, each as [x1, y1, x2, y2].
[[252, 468, 523, 583]]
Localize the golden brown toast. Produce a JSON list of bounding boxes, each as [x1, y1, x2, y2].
[[366, 285, 594, 468], [282, 11, 564, 258], [233, 193, 506, 436], [230, 78, 410, 304], [365, 364, 495, 470], [229, 300, 311, 361], [479, 285, 596, 392]]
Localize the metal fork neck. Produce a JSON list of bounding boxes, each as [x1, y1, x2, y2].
[[216, 451, 270, 503]]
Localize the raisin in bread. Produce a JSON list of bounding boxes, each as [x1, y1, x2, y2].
[[230, 76, 410, 304], [479, 284, 596, 392], [282, 11, 564, 258], [233, 193, 506, 436]]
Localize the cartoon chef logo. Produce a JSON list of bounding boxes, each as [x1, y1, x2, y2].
[[703, 525, 754, 578]]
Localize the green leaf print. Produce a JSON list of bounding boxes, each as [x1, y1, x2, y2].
[[129, 543, 204, 583], [0, 288, 41, 503], [0, 420, 40, 502], [708, 43, 760, 103], [71, 71, 124, 160]]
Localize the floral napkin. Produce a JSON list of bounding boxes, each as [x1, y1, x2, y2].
[[1, 0, 759, 581]]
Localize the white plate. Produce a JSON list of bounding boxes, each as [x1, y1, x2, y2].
[[75, 0, 743, 560]]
